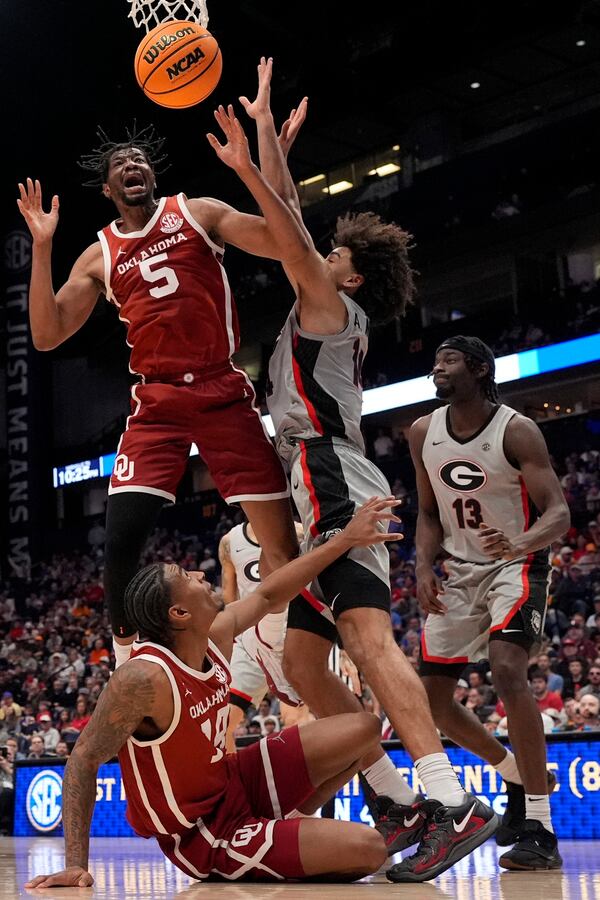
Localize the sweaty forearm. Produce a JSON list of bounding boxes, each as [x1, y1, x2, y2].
[[29, 242, 63, 350], [415, 512, 444, 573], [255, 112, 301, 211], [237, 163, 309, 262], [62, 752, 97, 869]]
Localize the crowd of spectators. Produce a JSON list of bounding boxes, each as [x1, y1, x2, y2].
[[0, 421, 599, 829]]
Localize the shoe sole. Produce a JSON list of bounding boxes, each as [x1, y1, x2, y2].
[[387, 814, 499, 883], [499, 855, 563, 871]]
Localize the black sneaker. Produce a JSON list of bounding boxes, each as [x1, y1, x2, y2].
[[499, 820, 562, 870], [374, 795, 428, 856], [496, 769, 557, 846], [386, 794, 498, 883]]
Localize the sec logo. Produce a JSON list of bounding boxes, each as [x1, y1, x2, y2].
[[214, 664, 228, 684], [439, 459, 487, 492], [160, 213, 184, 234], [26, 769, 63, 832]]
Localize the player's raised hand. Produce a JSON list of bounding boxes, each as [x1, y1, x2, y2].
[[239, 56, 273, 120], [207, 105, 254, 173], [25, 865, 94, 889], [278, 97, 308, 158], [342, 496, 402, 547], [17, 179, 59, 245], [416, 569, 447, 616]]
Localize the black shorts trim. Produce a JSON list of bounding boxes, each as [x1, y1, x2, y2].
[[287, 595, 338, 643], [303, 439, 355, 535], [489, 551, 549, 651], [419, 660, 467, 679], [316, 556, 391, 620], [229, 691, 252, 713]]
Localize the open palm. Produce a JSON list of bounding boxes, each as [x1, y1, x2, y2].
[[17, 178, 59, 243], [207, 105, 253, 172]]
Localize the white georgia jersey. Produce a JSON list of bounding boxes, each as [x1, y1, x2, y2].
[[227, 523, 261, 599], [422, 404, 539, 563]]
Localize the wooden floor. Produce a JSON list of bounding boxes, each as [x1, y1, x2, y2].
[[6, 837, 598, 898]]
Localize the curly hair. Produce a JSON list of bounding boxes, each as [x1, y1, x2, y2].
[[78, 123, 169, 188], [332, 212, 417, 325]]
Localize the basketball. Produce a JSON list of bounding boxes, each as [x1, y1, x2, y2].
[[134, 19, 222, 109]]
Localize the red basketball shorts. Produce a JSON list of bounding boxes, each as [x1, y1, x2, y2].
[[108, 365, 288, 504], [157, 726, 316, 881]]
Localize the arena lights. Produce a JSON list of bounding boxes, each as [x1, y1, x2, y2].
[[52, 332, 600, 486], [368, 163, 401, 177], [470, 81, 481, 89], [576, 39, 586, 47], [322, 180, 354, 195], [299, 174, 326, 186]]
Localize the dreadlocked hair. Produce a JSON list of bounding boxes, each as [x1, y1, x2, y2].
[[332, 212, 417, 325], [464, 354, 500, 403], [78, 123, 169, 187], [124, 563, 176, 648]]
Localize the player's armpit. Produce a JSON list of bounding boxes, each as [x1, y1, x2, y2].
[[186, 196, 282, 259], [73, 659, 161, 764]]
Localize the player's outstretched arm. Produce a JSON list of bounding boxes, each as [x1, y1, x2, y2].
[[24, 660, 160, 890], [218, 532, 238, 604], [17, 178, 103, 350], [478, 415, 571, 561], [211, 497, 401, 645], [409, 417, 448, 615]]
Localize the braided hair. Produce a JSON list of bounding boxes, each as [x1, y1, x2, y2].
[[78, 123, 169, 188], [124, 563, 177, 648], [463, 353, 500, 403]]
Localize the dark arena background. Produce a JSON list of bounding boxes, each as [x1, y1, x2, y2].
[[1, 1, 600, 897]]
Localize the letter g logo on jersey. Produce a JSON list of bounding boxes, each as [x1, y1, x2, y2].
[[439, 460, 487, 492], [113, 453, 135, 482]]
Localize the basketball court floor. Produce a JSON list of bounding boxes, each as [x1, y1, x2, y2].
[[3, 837, 598, 898]]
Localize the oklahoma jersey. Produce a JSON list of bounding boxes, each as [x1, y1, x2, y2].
[[118, 639, 231, 840], [422, 404, 542, 563], [98, 194, 239, 377]]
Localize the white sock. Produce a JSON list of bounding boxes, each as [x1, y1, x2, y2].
[[113, 637, 135, 669], [415, 752, 467, 807], [525, 794, 553, 832], [494, 750, 522, 785], [362, 754, 418, 805]]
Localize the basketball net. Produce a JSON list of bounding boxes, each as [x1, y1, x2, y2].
[[128, 0, 209, 31]]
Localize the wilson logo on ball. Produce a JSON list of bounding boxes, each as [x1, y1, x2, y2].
[[142, 26, 197, 64], [438, 460, 487, 492]]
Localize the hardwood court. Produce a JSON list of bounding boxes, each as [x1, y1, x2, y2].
[[4, 837, 598, 899]]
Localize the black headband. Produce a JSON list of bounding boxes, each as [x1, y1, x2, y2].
[[436, 335, 496, 376]]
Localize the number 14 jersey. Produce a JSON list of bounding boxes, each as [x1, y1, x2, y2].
[[98, 194, 239, 378], [422, 404, 540, 563]]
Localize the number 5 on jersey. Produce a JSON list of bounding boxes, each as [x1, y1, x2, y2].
[[139, 252, 179, 298]]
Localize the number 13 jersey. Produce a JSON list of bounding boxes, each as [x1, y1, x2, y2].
[[98, 194, 239, 378], [422, 404, 539, 563]]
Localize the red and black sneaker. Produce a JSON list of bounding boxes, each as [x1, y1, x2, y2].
[[374, 795, 428, 856], [386, 794, 498, 883]]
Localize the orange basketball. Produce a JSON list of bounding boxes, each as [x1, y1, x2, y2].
[[134, 20, 222, 109]]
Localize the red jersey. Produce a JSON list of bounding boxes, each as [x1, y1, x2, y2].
[[118, 639, 231, 839], [98, 194, 240, 378]]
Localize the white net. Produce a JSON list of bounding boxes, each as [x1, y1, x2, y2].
[[128, 0, 209, 32]]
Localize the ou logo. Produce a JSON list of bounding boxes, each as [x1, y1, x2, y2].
[[26, 769, 63, 832], [113, 453, 135, 482], [243, 560, 261, 584], [231, 822, 263, 848], [439, 460, 487, 492]]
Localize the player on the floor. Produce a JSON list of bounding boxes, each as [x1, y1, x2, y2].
[[24, 499, 398, 887], [409, 335, 569, 871], [17, 123, 311, 665], [219, 518, 306, 752], [215, 59, 498, 882]]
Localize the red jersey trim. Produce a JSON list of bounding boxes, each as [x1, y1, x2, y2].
[[127, 654, 181, 748], [109, 197, 167, 239], [177, 193, 223, 256]]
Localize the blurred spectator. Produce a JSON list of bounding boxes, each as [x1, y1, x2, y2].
[[70, 697, 92, 733], [374, 428, 395, 462], [0, 693, 21, 733], [55, 741, 70, 758], [39, 714, 61, 752], [579, 695, 600, 730], [579, 665, 600, 701], [88, 639, 110, 667], [251, 699, 280, 735], [530, 653, 564, 695], [0, 744, 15, 835], [465, 688, 495, 723], [28, 735, 52, 759]]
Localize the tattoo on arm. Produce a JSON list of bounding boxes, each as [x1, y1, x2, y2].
[[62, 663, 157, 869]]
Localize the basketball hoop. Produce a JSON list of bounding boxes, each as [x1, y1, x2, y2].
[[128, 0, 209, 32]]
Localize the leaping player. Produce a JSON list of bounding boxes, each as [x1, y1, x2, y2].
[[17, 124, 307, 665], [409, 335, 569, 871]]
